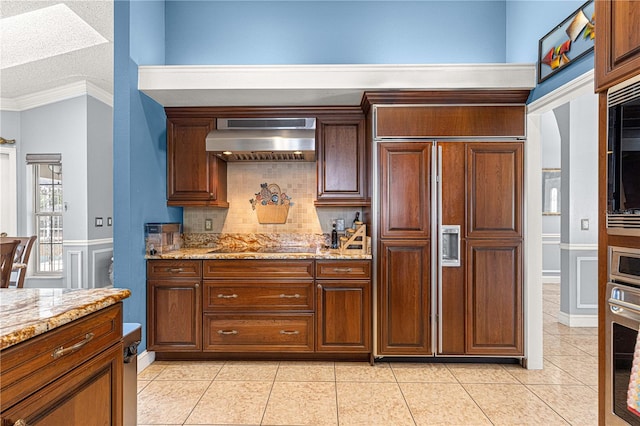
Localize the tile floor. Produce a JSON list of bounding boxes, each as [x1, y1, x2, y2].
[[137, 283, 598, 425]]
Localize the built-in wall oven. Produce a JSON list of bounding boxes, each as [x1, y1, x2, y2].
[[607, 74, 640, 236], [606, 246, 640, 425]]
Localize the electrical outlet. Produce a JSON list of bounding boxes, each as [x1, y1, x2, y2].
[[581, 218, 589, 230], [205, 218, 213, 231]]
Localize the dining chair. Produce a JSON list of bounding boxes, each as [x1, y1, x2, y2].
[[8, 236, 37, 288], [1, 238, 20, 288]]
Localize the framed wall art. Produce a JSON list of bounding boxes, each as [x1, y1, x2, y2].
[[537, 0, 595, 83]]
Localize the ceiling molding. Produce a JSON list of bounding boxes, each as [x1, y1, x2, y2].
[[0, 80, 112, 112], [139, 63, 537, 107]]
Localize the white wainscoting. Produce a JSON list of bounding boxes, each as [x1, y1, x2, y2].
[[65, 250, 83, 288]]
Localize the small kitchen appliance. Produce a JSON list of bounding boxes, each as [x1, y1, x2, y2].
[[144, 223, 182, 255]]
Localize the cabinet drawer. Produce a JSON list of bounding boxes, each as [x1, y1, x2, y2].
[[147, 260, 202, 279], [203, 314, 314, 352], [316, 260, 371, 279], [0, 303, 122, 410], [204, 280, 314, 311], [203, 259, 314, 279]]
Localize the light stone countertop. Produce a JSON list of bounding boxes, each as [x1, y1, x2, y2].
[[0, 288, 131, 350], [145, 247, 372, 260]]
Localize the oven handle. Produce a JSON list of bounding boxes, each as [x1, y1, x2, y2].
[[609, 297, 640, 318]]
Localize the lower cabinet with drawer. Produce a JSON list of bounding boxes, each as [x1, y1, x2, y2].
[[147, 258, 372, 358], [0, 304, 124, 426]]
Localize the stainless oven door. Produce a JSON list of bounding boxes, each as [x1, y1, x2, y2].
[[606, 282, 640, 425]]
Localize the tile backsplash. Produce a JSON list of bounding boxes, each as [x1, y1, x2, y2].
[[183, 162, 359, 234]]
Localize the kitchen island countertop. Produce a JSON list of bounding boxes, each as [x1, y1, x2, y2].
[[146, 247, 372, 260], [0, 288, 131, 350]]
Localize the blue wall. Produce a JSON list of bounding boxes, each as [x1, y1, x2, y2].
[[114, 0, 596, 353], [165, 1, 508, 64], [114, 0, 180, 352]]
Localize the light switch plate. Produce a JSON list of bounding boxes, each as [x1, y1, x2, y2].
[[95, 217, 103, 227], [581, 219, 589, 230], [205, 218, 213, 231]]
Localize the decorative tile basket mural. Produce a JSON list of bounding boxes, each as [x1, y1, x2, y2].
[[250, 183, 293, 224], [537, 0, 595, 83]]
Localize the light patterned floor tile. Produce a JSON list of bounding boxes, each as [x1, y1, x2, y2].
[[215, 361, 279, 381], [542, 334, 586, 356], [137, 380, 211, 425], [154, 361, 224, 380], [137, 362, 168, 380], [558, 334, 598, 357], [391, 363, 458, 383], [335, 361, 396, 382], [262, 381, 338, 425], [447, 363, 520, 384], [463, 383, 569, 425], [336, 382, 415, 425], [400, 382, 491, 425], [545, 355, 598, 386], [275, 361, 335, 382], [528, 384, 598, 426], [137, 379, 151, 394], [184, 380, 272, 425], [503, 359, 583, 385]]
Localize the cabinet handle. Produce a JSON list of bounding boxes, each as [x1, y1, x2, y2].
[[217, 329, 238, 335], [52, 333, 94, 359], [333, 268, 353, 273], [166, 268, 184, 273], [279, 294, 300, 298], [279, 330, 300, 335], [13, 420, 27, 426], [217, 294, 238, 299]]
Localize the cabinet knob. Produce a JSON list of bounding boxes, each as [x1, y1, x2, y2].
[[195, 283, 199, 288], [317, 284, 322, 289]]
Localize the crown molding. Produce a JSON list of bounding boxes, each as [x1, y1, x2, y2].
[[0, 80, 113, 111]]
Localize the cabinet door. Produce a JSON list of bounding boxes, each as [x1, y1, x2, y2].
[[467, 143, 523, 239], [167, 117, 228, 207], [147, 279, 202, 351], [378, 240, 431, 355], [379, 143, 431, 239], [595, 0, 640, 91], [316, 117, 368, 206], [466, 239, 523, 356], [316, 279, 371, 352], [1, 343, 123, 426]]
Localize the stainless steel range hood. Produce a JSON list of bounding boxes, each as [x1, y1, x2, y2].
[[206, 118, 316, 162]]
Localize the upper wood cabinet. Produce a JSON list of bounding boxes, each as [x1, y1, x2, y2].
[[166, 117, 228, 207], [466, 143, 523, 239], [315, 116, 369, 206], [379, 142, 432, 239], [595, 0, 640, 92], [374, 105, 526, 139]]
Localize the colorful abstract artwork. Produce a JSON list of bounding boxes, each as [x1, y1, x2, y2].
[[538, 0, 595, 83]]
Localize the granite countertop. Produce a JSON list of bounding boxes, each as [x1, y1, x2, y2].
[[145, 247, 372, 260], [0, 288, 131, 350]]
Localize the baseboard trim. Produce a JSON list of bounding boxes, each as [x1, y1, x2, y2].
[[557, 311, 597, 327], [137, 350, 156, 374], [542, 275, 560, 284]]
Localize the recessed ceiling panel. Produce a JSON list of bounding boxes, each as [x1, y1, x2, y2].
[[1, 3, 108, 69]]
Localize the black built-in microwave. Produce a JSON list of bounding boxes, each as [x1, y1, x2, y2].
[[607, 75, 640, 236]]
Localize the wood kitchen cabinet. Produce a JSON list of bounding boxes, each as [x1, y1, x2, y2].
[[315, 260, 371, 353], [466, 143, 523, 239], [378, 240, 431, 355], [595, 0, 640, 91], [202, 259, 315, 352], [315, 116, 369, 206], [466, 239, 523, 355], [1, 304, 123, 426], [147, 260, 202, 351], [379, 142, 432, 240], [166, 117, 228, 207]]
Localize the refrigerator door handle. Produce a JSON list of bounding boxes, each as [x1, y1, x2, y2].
[[436, 144, 443, 354]]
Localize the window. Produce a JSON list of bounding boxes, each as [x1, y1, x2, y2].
[[27, 154, 63, 274]]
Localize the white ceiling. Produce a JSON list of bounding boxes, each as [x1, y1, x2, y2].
[[0, 1, 113, 104]]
